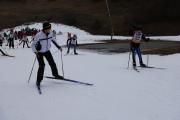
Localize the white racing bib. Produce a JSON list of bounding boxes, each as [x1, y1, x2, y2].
[[132, 30, 143, 43]]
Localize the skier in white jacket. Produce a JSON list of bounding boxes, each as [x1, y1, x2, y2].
[[31, 22, 63, 88]]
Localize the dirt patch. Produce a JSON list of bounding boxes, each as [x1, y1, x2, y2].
[[77, 40, 180, 55]]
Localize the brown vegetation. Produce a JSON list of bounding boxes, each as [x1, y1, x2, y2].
[[0, 0, 180, 35]]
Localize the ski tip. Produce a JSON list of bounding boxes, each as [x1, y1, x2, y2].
[[2, 55, 15, 57], [86, 83, 94, 86]]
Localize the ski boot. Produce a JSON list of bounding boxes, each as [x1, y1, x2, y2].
[[140, 63, 147, 67], [133, 62, 137, 69], [54, 75, 64, 79], [36, 81, 41, 88]]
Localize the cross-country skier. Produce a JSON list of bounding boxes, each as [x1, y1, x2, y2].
[[52, 30, 56, 39], [31, 22, 64, 89], [8, 29, 15, 49], [130, 25, 150, 68], [66, 34, 78, 55], [19, 33, 30, 48]]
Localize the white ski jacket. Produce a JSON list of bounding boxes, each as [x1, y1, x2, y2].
[[31, 30, 60, 53]]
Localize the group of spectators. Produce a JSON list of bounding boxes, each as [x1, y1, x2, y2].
[[0, 27, 39, 49]]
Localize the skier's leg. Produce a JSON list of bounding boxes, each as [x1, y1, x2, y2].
[[9, 40, 12, 48], [36, 53, 45, 86], [44, 51, 62, 78], [6, 39, 9, 46], [67, 45, 70, 54], [26, 42, 30, 48], [12, 40, 14, 49], [23, 42, 25, 48], [136, 47, 146, 67], [131, 47, 136, 66], [74, 45, 77, 54]]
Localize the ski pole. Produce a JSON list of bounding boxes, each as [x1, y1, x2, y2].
[[60, 50, 65, 77], [52, 49, 59, 55], [1, 46, 8, 55], [28, 56, 36, 83], [127, 51, 131, 69], [147, 54, 149, 67]]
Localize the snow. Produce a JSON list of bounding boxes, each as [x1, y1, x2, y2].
[[149, 36, 180, 41], [0, 23, 180, 120], [1, 43, 180, 120], [4, 22, 90, 35], [1, 22, 180, 44]]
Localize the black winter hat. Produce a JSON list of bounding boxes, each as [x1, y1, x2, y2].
[[43, 22, 51, 30]]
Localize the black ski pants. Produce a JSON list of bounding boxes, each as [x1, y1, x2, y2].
[[36, 50, 59, 85], [23, 41, 30, 48], [9, 38, 14, 49], [19, 41, 30, 48]]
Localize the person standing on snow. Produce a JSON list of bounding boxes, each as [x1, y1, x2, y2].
[[66, 34, 78, 55], [52, 30, 57, 39], [130, 26, 150, 68], [8, 29, 15, 49], [31, 22, 64, 88], [19, 33, 30, 48]]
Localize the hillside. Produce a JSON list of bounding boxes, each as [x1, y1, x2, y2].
[[0, 0, 180, 35]]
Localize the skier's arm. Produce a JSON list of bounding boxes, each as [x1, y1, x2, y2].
[[142, 34, 150, 42], [31, 35, 39, 53], [66, 39, 70, 46], [52, 38, 62, 51], [76, 40, 78, 46]]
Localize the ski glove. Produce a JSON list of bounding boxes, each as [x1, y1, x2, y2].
[[58, 46, 62, 52], [145, 38, 150, 42], [52, 40, 62, 51]]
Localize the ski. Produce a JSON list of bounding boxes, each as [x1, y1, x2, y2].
[[2, 54, 15, 57], [64, 53, 80, 56], [45, 76, 93, 86], [0, 48, 15, 57], [37, 85, 42, 94], [138, 66, 165, 70]]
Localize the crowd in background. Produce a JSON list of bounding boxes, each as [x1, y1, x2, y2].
[[0, 27, 40, 49]]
